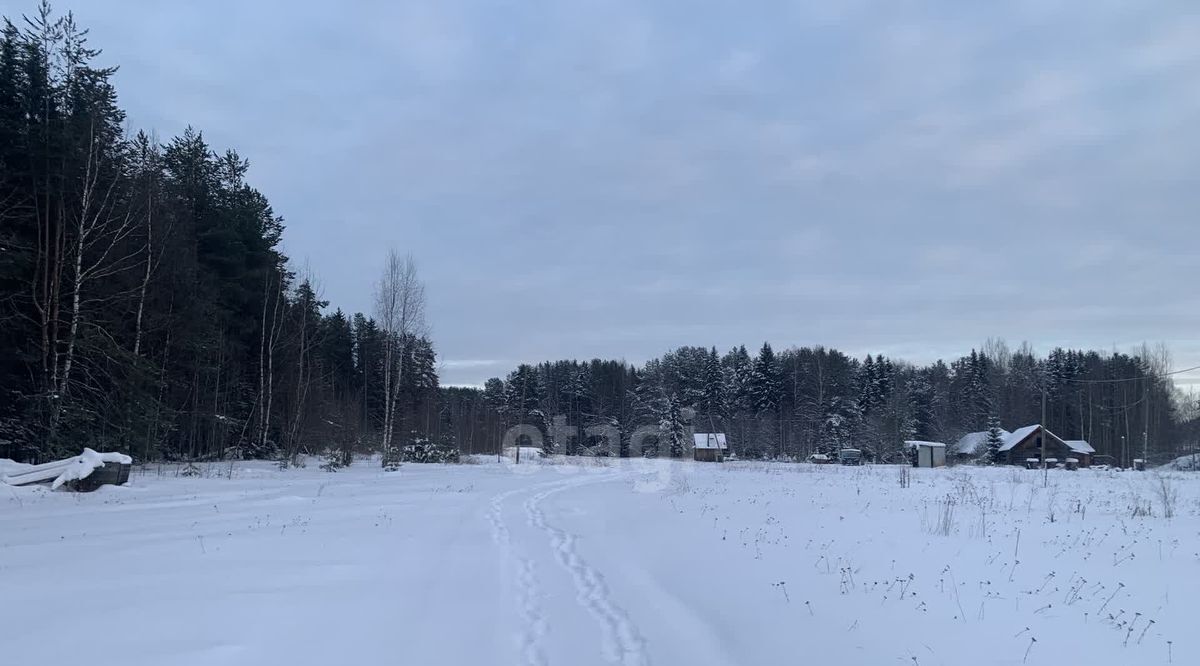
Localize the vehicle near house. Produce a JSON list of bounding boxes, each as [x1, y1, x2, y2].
[[838, 448, 862, 466], [807, 453, 832, 464]]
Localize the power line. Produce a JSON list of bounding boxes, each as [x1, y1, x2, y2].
[[1056, 364, 1200, 385]]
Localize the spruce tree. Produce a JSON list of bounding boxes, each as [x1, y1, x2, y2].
[[722, 345, 753, 414], [985, 415, 1005, 465], [701, 346, 725, 418], [750, 342, 782, 413], [660, 393, 686, 458]]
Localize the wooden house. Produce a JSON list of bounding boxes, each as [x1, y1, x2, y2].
[[954, 425, 1093, 467], [999, 425, 1093, 467]]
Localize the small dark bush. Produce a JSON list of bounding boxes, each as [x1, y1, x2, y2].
[[399, 436, 460, 464]]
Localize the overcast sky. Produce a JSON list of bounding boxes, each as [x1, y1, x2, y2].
[[37, 0, 1200, 386]]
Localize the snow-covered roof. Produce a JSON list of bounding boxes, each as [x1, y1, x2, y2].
[[999, 424, 1086, 455], [905, 440, 946, 448], [1065, 440, 1095, 454], [693, 433, 727, 450], [954, 429, 1009, 456], [1167, 453, 1200, 471], [999, 425, 1042, 452]]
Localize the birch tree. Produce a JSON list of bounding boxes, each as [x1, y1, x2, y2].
[[374, 250, 425, 464]]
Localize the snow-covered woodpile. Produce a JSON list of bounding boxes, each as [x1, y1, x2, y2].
[[1, 449, 132, 491]]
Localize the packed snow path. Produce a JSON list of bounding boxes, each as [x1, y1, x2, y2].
[[2, 458, 1198, 666]]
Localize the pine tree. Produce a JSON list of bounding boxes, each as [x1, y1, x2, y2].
[[722, 345, 753, 414], [701, 346, 725, 418], [859, 355, 878, 415], [908, 371, 934, 440], [504, 364, 544, 415], [538, 410, 557, 457], [750, 342, 782, 413], [565, 365, 592, 454], [985, 415, 1005, 465], [320, 446, 345, 472], [822, 396, 859, 455], [969, 351, 994, 429], [659, 393, 687, 458], [483, 377, 506, 413]]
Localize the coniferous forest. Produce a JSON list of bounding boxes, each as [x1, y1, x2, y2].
[[471, 343, 1198, 467], [0, 5, 440, 464], [1, 5, 1197, 466]]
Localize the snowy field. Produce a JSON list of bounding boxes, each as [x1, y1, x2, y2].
[[2, 457, 1198, 666]]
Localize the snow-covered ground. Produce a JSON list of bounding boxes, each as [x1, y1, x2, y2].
[[2, 457, 1198, 666]]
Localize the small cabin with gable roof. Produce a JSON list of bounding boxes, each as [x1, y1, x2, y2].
[[693, 433, 728, 462]]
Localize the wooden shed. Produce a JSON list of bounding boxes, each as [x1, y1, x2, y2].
[[693, 433, 728, 462], [905, 441, 947, 468], [1063, 440, 1095, 467]]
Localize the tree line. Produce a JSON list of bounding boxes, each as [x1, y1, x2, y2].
[[0, 4, 440, 464], [452, 341, 1198, 465]]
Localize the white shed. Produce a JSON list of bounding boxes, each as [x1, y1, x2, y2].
[[905, 440, 947, 468], [693, 433, 728, 462]]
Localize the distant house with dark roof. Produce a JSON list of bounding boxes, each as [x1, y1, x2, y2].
[[999, 425, 1094, 467], [955, 425, 1093, 467]]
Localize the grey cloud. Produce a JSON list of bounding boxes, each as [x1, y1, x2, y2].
[[60, 0, 1200, 386]]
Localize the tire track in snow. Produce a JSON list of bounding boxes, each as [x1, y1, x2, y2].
[[524, 476, 651, 666], [515, 556, 549, 666], [487, 487, 522, 548], [488, 484, 556, 666]]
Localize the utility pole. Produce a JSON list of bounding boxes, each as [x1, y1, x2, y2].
[[1142, 380, 1149, 465], [1041, 388, 1047, 464], [516, 378, 526, 465], [1041, 387, 1049, 485]]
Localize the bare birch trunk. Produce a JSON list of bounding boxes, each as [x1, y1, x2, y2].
[[133, 193, 152, 356], [260, 275, 283, 454], [374, 251, 425, 465]]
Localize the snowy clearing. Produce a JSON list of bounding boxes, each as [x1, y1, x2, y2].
[[2, 458, 1198, 665]]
